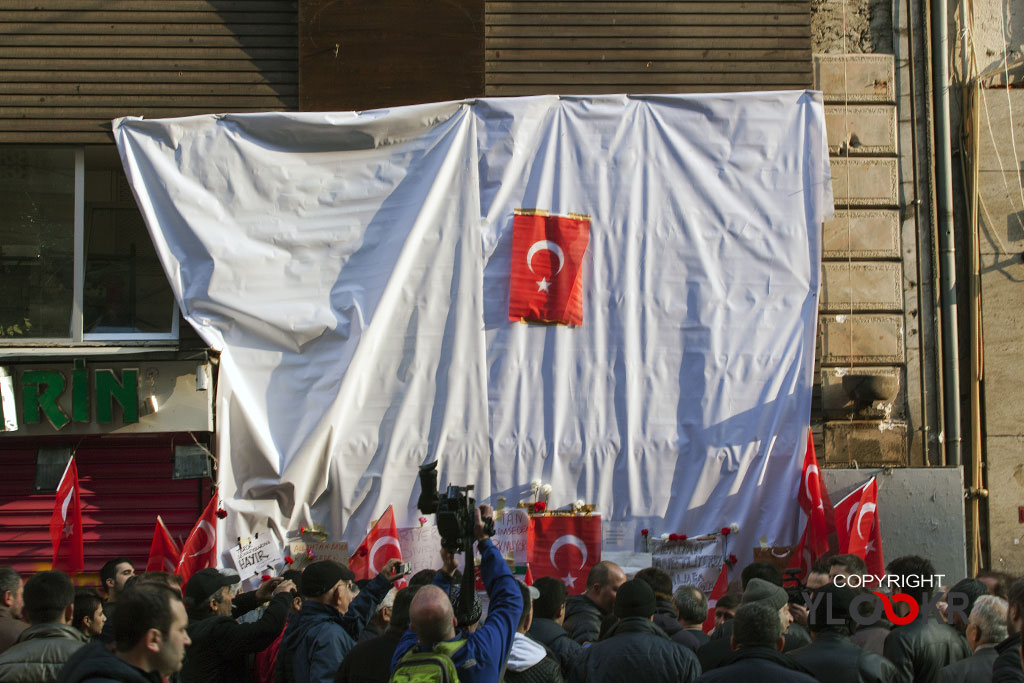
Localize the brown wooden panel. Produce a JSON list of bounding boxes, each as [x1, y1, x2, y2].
[[484, 0, 811, 96], [299, 0, 484, 111], [0, 0, 298, 143], [487, 1, 810, 13]]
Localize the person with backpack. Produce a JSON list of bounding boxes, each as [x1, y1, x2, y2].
[[390, 503, 522, 682]]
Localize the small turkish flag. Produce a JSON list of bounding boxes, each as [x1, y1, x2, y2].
[[703, 563, 729, 633], [176, 494, 219, 585], [527, 515, 601, 594], [50, 456, 84, 574], [349, 505, 402, 581], [508, 210, 590, 326], [147, 515, 181, 573], [833, 477, 884, 577], [788, 432, 837, 578]]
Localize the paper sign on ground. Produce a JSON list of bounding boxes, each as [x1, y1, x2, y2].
[[230, 533, 284, 580], [289, 541, 349, 565]]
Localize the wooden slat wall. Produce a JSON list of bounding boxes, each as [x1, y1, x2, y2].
[[485, 0, 812, 96], [0, 0, 298, 144]]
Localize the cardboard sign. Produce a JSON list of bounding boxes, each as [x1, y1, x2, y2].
[[289, 540, 350, 566], [396, 526, 443, 575], [650, 537, 725, 593], [492, 507, 529, 564], [230, 534, 284, 580]]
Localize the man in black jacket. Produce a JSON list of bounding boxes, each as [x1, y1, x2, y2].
[[562, 561, 626, 645], [938, 593, 1006, 683], [179, 568, 296, 683], [569, 579, 699, 683], [527, 577, 581, 679], [993, 578, 1024, 683], [671, 585, 710, 651], [695, 602, 815, 683], [635, 568, 683, 640], [58, 584, 191, 683], [881, 555, 970, 683], [788, 584, 898, 683]]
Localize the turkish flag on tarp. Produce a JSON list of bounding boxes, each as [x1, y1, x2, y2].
[[527, 515, 601, 594], [349, 505, 402, 581], [787, 432, 837, 577], [508, 211, 590, 326], [147, 515, 181, 573], [50, 456, 84, 573], [176, 493, 219, 584], [833, 477, 884, 577], [703, 563, 729, 633]]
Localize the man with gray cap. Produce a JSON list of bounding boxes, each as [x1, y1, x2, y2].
[[278, 558, 402, 683], [695, 602, 817, 683], [568, 578, 700, 683], [180, 568, 296, 683], [697, 577, 804, 672]]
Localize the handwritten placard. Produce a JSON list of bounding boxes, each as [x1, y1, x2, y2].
[[650, 537, 724, 593], [601, 520, 637, 553], [397, 525, 443, 575], [230, 534, 284, 580], [492, 507, 529, 564], [289, 541, 350, 565]]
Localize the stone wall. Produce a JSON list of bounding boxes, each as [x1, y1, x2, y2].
[[812, 0, 894, 54]]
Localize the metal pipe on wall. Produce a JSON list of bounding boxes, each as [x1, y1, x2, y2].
[[931, 0, 962, 468]]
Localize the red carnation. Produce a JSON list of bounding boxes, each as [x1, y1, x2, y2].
[[721, 527, 730, 536], [300, 525, 307, 534], [358, 547, 368, 557], [215, 508, 228, 519], [669, 533, 680, 541], [641, 528, 649, 537], [680, 534, 687, 541], [533, 501, 547, 513], [729, 553, 738, 565], [284, 556, 294, 565], [260, 574, 271, 582]]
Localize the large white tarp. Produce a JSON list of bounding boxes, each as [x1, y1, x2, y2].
[[113, 93, 831, 564]]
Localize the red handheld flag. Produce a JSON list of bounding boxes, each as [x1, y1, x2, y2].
[[147, 515, 181, 573], [50, 456, 84, 574], [349, 506, 402, 581], [508, 210, 590, 326], [176, 494, 219, 584], [703, 563, 729, 633], [788, 432, 837, 577], [834, 477, 884, 577], [527, 515, 601, 594]]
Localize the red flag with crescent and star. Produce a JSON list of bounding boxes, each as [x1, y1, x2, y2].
[[787, 432, 837, 578], [508, 210, 590, 326], [833, 477, 884, 577], [527, 515, 601, 594], [349, 505, 403, 581], [50, 456, 84, 574], [147, 515, 181, 573], [176, 493, 219, 584]]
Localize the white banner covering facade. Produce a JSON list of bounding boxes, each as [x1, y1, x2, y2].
[[113, 93, 832, 565]]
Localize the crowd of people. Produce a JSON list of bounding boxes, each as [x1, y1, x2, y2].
[[0, 505, 1021, 682]]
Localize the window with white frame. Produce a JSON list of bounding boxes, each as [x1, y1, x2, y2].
[[0, 146, 178, 343]]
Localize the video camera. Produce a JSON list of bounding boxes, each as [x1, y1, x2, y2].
[[417, 460, 495, 553]]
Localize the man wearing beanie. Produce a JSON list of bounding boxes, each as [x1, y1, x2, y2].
[[698, 577, 807, 672], [694, 602, 817, 683], [788, 584, 899, 683], [568, 579, 700, 683], [277, 557, 402, 683]]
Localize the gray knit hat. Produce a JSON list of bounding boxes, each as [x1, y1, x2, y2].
[[740, 578, 788, 611]]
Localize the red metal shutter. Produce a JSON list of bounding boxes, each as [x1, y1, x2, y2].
[[0, 435, 207, 582]]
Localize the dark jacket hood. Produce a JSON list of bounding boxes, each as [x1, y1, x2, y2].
[[56, 641, 161, 683]]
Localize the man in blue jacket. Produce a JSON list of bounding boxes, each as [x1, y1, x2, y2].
[[392, 504, 523, 682], [277, 557, 402, 683]]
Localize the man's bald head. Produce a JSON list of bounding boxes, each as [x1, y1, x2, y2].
[[585, 561, 627, 614], [409, 585, 457, 644]]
